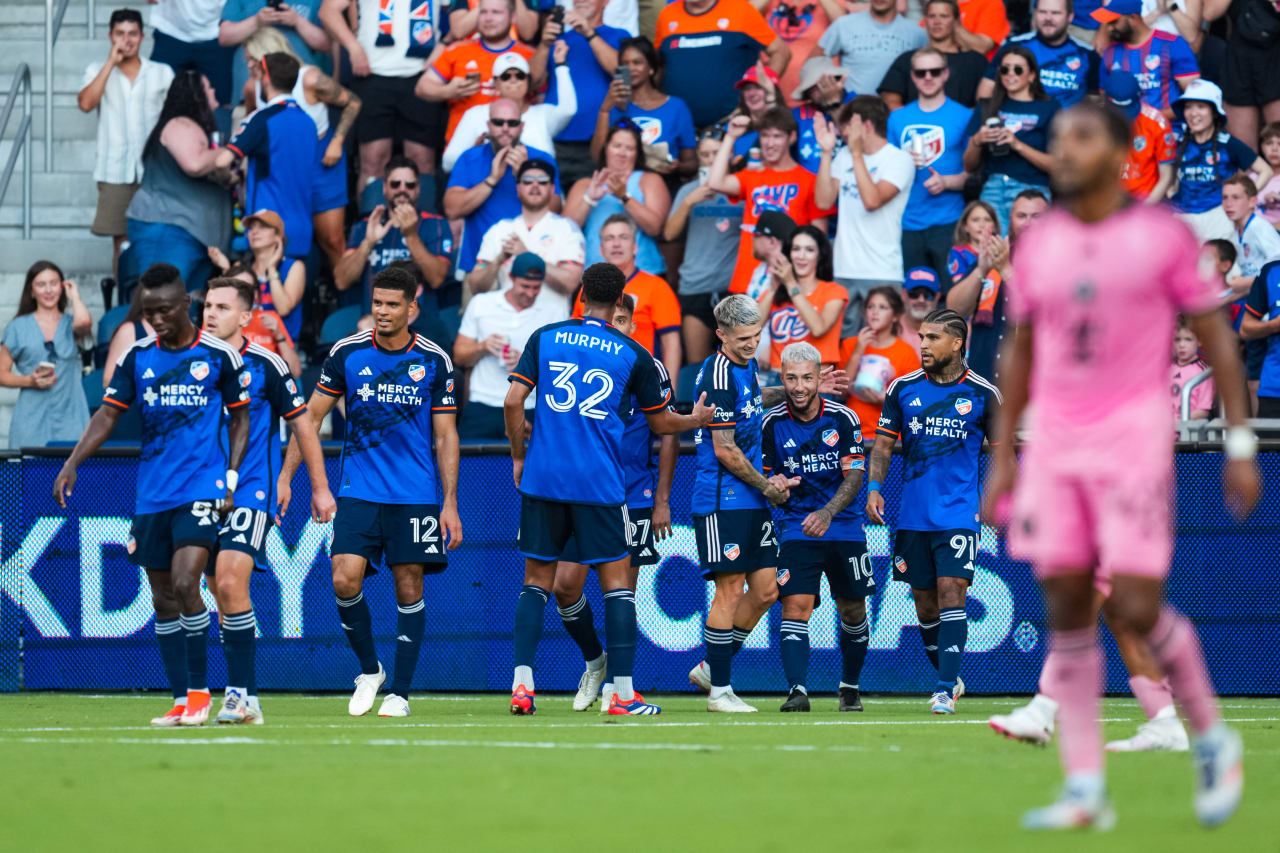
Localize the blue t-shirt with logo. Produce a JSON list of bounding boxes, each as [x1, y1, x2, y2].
[[1169, 128, 1257, 215], [964, 98, 1060, 186], [761, 399, 866, 542], [550, 25, 630, 143], [888, 97, 973, 231], [228, 99, 319, 258], [346, 212, 456, 309], [985, 33, 1099, 109], [227, 342, 308, 514], [103, 331, 249, 514], [692, 350, 767, 515], [609, 96, 698, 160]]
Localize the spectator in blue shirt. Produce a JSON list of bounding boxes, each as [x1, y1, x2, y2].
[[978, 0, 1099, 109], [888, 47, 973, 288], [442, 98, 561, 284], [219, 0, 331, 109]]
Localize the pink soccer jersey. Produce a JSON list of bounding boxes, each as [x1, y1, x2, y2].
[[1007, 204, 1221, 473]]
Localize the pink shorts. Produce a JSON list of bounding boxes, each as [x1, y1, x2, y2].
[[1008, 465, 1172, 581]]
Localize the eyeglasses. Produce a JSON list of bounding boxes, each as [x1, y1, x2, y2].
[[498, 70, 527, 81], [388, 180, 417, 190], [999, 64, 1029, 76], [518, 176, 551, 185], [489, 117, 522, 128], [911, 66, 946, 79], [906, 288, 937, 300]]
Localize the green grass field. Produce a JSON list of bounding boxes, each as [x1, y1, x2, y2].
[[1, 693, 1277, 852]]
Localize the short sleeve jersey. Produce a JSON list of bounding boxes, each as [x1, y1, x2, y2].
[[572, 270, 682, 354], [1122, 105, 1177, 198], [692, 350, 768, 515], [228, 98, 319, 255], [729, 165, 830, 293], [761, 400, 866, 542], [230, 342, 308, 513], [429, 39, 536, 139], [985, 33, 1100, 108], [620, 358, 676, 509], [510, 317, 669, 506], [316, 330, 456, 504], [103, 331, 249, 514], [447, 143, 561, 274], [1245, 261, 1280, 397], [1100, 31, 1199, 113], [1169, 129, 1257, 214], [346, 212, 456, 310], [876, 368, 1000, 531]]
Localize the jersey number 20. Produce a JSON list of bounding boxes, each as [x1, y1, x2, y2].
[[544, 361, 615, 420]]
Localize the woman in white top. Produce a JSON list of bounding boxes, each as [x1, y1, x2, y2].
[[242, 28, 363, 271], [441, 46, 577, 172]]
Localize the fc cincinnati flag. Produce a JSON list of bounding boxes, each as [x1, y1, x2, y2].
[[375, 0, 436, 57]]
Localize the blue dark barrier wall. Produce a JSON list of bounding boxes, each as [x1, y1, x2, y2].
[[10, 450, 1280, 694]]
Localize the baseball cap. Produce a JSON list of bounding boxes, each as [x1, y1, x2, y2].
[[791, 57, 847, 101], [492, 52, 530, 77], [244, 209, 286, 245], [754, 210, 797, 241], [510, 252, 545, 280], [516, 157, 556, 181], [735, 65, 781, 90], [1104, 70, 1143, 121], [904, 267, 941, 295], [1091, 0, 1141, 23]]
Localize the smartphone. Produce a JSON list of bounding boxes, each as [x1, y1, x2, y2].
[[465, 71, 482, 84], [550, 5, 564, 24], [267, 0, 285, 9], [613, 65, 631, 89], [36, 361, 55, 373]]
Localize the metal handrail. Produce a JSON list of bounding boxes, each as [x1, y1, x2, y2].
[[1180, 366, 1214, 421], [0, 64, 34, 239], [46, 0, 95, 168]]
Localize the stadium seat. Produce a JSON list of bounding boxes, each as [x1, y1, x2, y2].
[[319, 305, 362, 348], [675, 364, 701, 404], [94, 305, 131, 369], [82, 370, 105, 412]]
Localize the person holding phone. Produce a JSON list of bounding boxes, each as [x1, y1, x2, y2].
[[591, 37, 697, 178], [0, 261, 93, 449]]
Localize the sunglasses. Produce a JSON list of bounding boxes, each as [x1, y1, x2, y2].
[[44, 340, 57, 360], [700, 124, 727, 142], [906, 288, 936, 300], [388, 179, 417, 190], [489, 117, 522, 128], [911, 66, 946, 79], [999, 64, 1029, 76], [498, 70, 527, 81], [519, 176, 551, 185]]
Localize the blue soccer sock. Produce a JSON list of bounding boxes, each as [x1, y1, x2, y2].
[[937, 607, 967, 695], [704, 626, 734, 693], [730, 625, 751, 656], [603, 588, 637, 701], [336, 591, 380, 675], [557, 594, 604, 663], [180, 610, 210, 693], [919, 618, 940, 671], [512, 585, 549, 690], [154, 617, 188, 701], [839, 616, 870, 688], [779, 619, 809, 691], [389, 598, 426, 699], [221, 609, 256, 693]]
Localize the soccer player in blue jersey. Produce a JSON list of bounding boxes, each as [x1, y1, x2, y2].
[[281, 265, 461, 719], [54, 263, 250, 727], [866, 308, 1001, 715], [504, 263, 713, 717], [551, 295, 680, 713], [763, 342, 872, 713], [201, 279, 334, 724]]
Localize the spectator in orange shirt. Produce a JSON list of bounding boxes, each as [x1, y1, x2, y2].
[[841, 285, 920, 437], [415, 0, 535, 141], [1106, 69, 1175, 202], [572, 213, 684, 385], [447, 0, 539, 43], [756, 224, 848, 376], [953, 0, 1010, 59]]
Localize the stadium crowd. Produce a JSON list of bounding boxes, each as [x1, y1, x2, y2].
[[8, 0, 1280, 449]]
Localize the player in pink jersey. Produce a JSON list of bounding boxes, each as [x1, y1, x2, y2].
[[982, 101, 1260, 831]]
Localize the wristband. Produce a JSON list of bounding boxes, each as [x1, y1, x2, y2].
[[484, 178, 497, 188], [586, 30, 598, 41], [1225, 426, 1257, 461], [867, 480, 882, 492], [585, 194, 599, 207], [225, 469, 239, 493]]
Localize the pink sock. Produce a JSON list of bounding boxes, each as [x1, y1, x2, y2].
[[1041, 627, 1103, 775], [1148, 608, 1219, 734], [1037, 649, 1061, 700], [1129, 674, 1174, 720]]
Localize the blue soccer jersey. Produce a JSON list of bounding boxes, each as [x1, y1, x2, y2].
[[227, 97, 319, 256], [620, 358, 675, 510], [1245, 261, 1280, 397], [876, 368, 1001, 532], [228, 342, 308, 513], [985, 33, 1099, 109], [103, 332, 249, 514], [762, 399, 866, 543], [692, 350, 768, 515], [316, 331, 456, 505], [511, 317, 669, 506]]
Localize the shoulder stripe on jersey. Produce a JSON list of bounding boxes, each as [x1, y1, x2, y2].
[[884, 369, 925, 397], [963, 369, 1004, 404], [762, 403, 788, 425], [824, 400, 863, 428], [329, 329, 373, 356], [712, 353, 731, 391], [199, 330, 244, 368], [415, 334, 455, 373], [245, 342, 290, 376], [653, 357, 670, 383], [117, 333, 159, 367]]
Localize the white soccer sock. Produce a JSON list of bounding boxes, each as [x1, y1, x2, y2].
[[709, 685, 731, 700], [586, 653, 606, 671], [614, 676, 634, 702], [513, 665, 534, 692], [1029, 693, 1060, 718], [839, 682, 858, 690]]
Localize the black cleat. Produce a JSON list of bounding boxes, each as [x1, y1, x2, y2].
[[779, 687, 810, 712], [838, 687, 863, 712]]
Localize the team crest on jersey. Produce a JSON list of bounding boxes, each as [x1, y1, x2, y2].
[[1066, 56, 1081, 70], [1133, 135, 1147, 152], [894, 555, 908, 574], [717, 17, 729, 28], [822, 428, 839, 446], [408, 364, 426, 382], [777, 568, 790, 585], [239, 370, 252, 388], [723, 543, 741, 561], [446, 378, 454, 393], [954, 398, 972, 416], [633, 116, 662, 145], [286, 378, 298, 394], [127, 537, 137, 555], [1145, 53, 1161, 70], [901, 125, 945, 167], [189, 361, 209, 381]]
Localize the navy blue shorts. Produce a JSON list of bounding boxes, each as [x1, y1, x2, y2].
[[560, 506, 658, 567], [331, 497, 448, 570], [520, 496, 630, 565], [778, 538, 874, 601], [312, 133, 349, 213], [206, 507, 273, 575], [694, 508, 778, 578], [128, 501, 220, 569], [892, 529, 977, 589]]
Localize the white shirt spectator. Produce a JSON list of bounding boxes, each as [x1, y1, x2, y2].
[[831, 142, 916, 281], [458, 290, 564, 407], [82, 57, 174, 184], [149, 0, 224, 41], [1231, 213, 1280, 279], [553, 0, 638, 35], [442, 65, 578, 172], [356, 0, 435, 78], [475, 212, 586, 314]]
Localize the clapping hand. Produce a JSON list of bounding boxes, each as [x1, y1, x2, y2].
[[812, 112, 838, 154]]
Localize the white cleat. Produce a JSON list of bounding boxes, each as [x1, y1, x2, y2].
[[990, 700, 1056, 746], [378, 694, 410, 717], [573, 658, 607, 712], [215, 689, 249, 724], [1022, 783, 1116, 831], [930, 691, 955, 715], [1193, 724, 1244, 827], [1106, 713, 1189, 752], [599, 683, 615, 713], [707, 690, 757, 713], [348, 663, 386, 716], [688, 661, 712, 693], [244, 698, 264, 725], [953, 676, 965, 700]]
